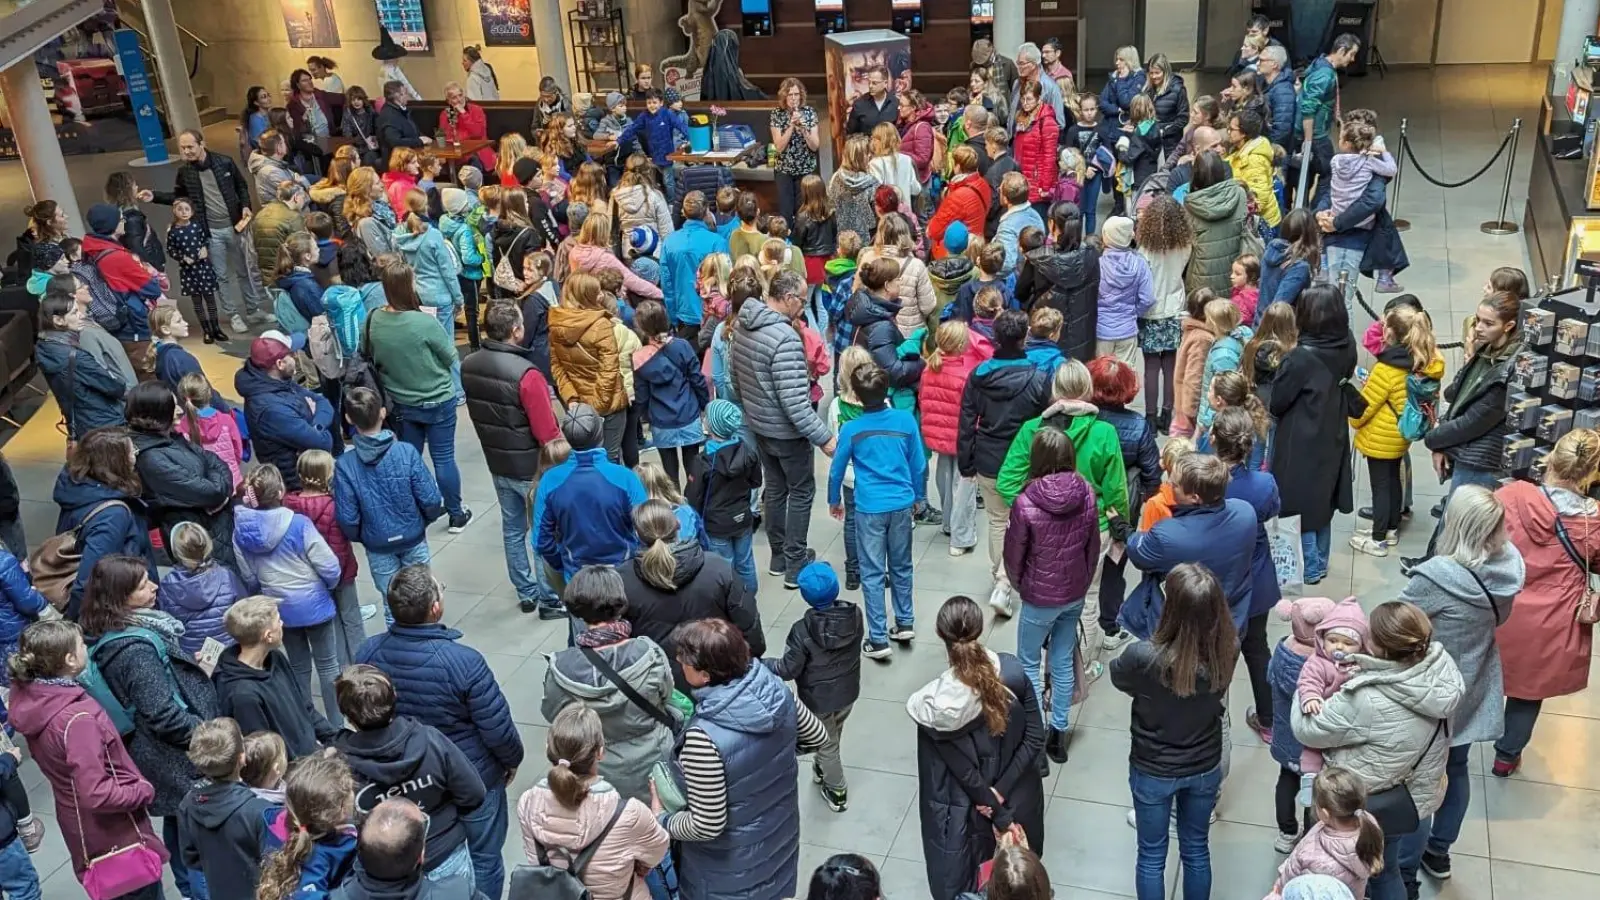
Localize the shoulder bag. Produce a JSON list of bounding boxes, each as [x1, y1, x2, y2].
[[1545, 487, 1600, 625], [516, 793, 632, 900], [1364, 718, 1446, 835], [62, 713, 165, 900], [30, 500, 130, 611], [577, 644, 689, 813]]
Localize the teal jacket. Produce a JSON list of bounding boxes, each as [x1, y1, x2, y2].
[[440, 213, 486, 277], [1298, 57, 1339, 141], [391, 224, 463, 309]]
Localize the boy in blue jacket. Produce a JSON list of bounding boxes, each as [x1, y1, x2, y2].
[[828, 363, 927, 659], [1025, 307, 1065, 373], [611, 89, 689, 200], [533, 404, 648, 580]]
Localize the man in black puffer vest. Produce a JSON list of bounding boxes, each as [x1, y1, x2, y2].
[[460, 303, 566, 617]]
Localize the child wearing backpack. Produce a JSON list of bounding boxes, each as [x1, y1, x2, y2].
[[631, 300, 709, 488], [286, 450, 371, 666], [685, 400, 763, 593], [158, 521, 246, 657], [176, 372, 245, 489], [1348, 305, 1443, 557], [257, 751, 359, 900], [1195, 296, 1254, 435]]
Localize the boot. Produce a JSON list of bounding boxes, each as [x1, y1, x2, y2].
[[1158, 408, 1173, 434]]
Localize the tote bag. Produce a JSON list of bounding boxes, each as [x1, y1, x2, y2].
[[1266, 515, 1305, 590]]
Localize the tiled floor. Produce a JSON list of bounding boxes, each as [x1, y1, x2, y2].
[[0, 63, 1591, 900]]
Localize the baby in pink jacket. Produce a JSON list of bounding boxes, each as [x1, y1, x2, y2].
[[1296, 597, 1370, 783], [1267, 767, 1385, 900]]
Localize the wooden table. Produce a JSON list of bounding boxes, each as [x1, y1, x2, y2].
[[432, 138, 494, 179], [668, 150, 779, 211]]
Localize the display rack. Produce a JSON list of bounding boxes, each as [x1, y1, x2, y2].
[[567, 7, 631, 96], [1501, 283, 1600, 484]]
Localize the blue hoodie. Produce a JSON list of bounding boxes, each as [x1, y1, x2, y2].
[[633, 337, 709, 429], [1096, 247, 1155, 341], [660, 219, 730, 327], [1258, 239, 1313, 318], [232, 505, 341, 628], [533, 448, 648, 578], [828, 404, 928, 515], [1024, 337, 1064, 374], [617, 106, 690, 167], [391, 224, 463, 310], [334, 430, 444, 554]]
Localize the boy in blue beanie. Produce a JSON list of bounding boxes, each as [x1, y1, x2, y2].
[[765, 560, 862, 812], [685, 399, 763, 593]]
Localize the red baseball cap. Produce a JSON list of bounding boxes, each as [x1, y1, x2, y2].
[[249, 330, 306, 368]]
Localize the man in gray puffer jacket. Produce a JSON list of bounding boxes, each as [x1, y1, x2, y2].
[[729, 270, 835, 587]]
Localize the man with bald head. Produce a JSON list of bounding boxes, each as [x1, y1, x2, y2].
[[1170, 126, 1229, 196], [334, 799, 475, 899]]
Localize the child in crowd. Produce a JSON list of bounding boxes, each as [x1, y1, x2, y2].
[[920, 321, 984, 558], [518, 251, 559, 379], [304, 212, 341, 289], [714, 186, 740, 238], [215, 595, 343, 755], [1327, 115, 1398, 292], [828, 362, 926, 660], [686, 400, 762, 593], [728, 191, 766, 262], [158, 520, 245, 657], [1230, 253, 1261, 325], [968, 285, 1004, 353], [1113, 95, 1160, 214], [1296, 598, 1371, 795], [1268, 767, 1385, 900], [1259, 208, 1322, 316], [873, 186, 925, 259], [165, 198, 225, 342], [273, 232, 325, 334], [767, 561, 863, 812], [1172, 289, 1220, 438], [637, 460, 707, 547], [709, 269, 764, 400], [1202, 370, 1272, 471], [1173, 95, 1219, 161], [696, 252, 733, 340], [148, 307, 208, 403], [1196, 298, 1254, 434], [1267, 595, 1335, 850], [1138, 437, 1196, 531], [175, 372, 243, 489], [1095, 216, 1155, 365], [23, 240, 69, 299], [795, 175, 839, 299], [952, 242, 1012, 322], [287, 449, 371, 662], [823, 231, 864, 360], [632, 300, 709, 487], [257, 752, 360, 900], [1050, 147, 1088, 210], [179, 718, 272, 900], [1245, 300, 1300, 387], [241, 730, 289, 805], [1025, 307, 1066, 373], [827, 347, 872, 591], [795, 306, 832, 409], [440, 188, 488, 350], [1088, 355, 1162, 650]]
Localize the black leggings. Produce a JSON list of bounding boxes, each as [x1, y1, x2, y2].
[[2, 772, 29, 820], [1241, 613, 1272, 726], [623, 406, 642, 470], [459, 276, 482, 350], [657, 442, 703, 489], [1274, 766, 1311, 836], [1098, 554, 1127, 635], [1143, 351, 1175, 415]]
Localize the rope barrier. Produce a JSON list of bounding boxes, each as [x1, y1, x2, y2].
[[1398, 128, 1515, 190], [1351, 288, 1463, 350]]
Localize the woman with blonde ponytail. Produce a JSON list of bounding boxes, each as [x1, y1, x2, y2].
[[908, 595, 1045, 900], [257, 751, 358, 900], [518, 704, 670, 900], [391, 188, 466, 405]]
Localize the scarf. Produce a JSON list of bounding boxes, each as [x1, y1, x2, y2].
[[35, 676, 78, 689], [372, 197, 398, 230], [576, 620, 632, 649], [130, 608, 187, 657]]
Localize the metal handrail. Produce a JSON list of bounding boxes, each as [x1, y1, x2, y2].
[[115, 0, 208, 47], [115, 17, 203, 79]]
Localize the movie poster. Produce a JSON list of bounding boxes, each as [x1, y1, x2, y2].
[[280, 0, 341, 49], [477, 0, 534, 46]]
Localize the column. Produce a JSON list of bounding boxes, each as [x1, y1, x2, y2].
[[534, 0, 571, 96], [141, 0, 201, 136], [993, 0, 1026, 57], [0, 62, 84, 235], [1554, 0, 1600, 87]]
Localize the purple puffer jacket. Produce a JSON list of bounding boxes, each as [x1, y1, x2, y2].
[[1003, 471, 1101, 607], [157, 563, 246, 657]]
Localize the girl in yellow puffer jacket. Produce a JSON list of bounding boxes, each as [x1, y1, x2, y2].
[[1348, 305, 1444, 557], [1223, 109, 1281, 227]]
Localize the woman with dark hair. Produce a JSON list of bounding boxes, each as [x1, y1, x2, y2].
[[52, 427, 155, 619], [1110, 563, 1236, 900], [79, 554, 219, 900], [1220, 70, 1268, 127], [1142, 53, 1189, 160], [1134, 194, 1192, 428], [287, 67, 340, 140], [664, 618, 828, 900], [124, 381, 238, 569], [1016, 202, 1099, 361], [804, 854, 882, 900], [1182, 151, 1248, 295], [909, 595, 1045, 900], [36, 294, 129, 441], [1268, 283, 1357, 584], [241, 85, 273, 150]]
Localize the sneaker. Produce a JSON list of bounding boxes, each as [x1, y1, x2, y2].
[[1348, 534, 1388, 557], [1101, 629, 1135, 653], [538, 603, 570, 621], [230, 314, 249, 333], [988, 582, 1014, 617], [1296, 772, 1315, 808], [915, 506, 944, 527], [1273, 828, 1301, 854], [1245, 709, 1273, 745], [768, 558, 787, 577], [1385, 529, 1399, 546], [1492, 755, 1520, 778], [862, 640, 892, 660], [519, 599, 540, 614], [1431, 500, 1444, 519], [1082, 660, 1105, 685], [812, 761, 824, 784], [1400, 555, 1427, 573], [845, 572, 861, 591], [448, 508, 474, 534], [783, 550, 818, 589], [1045, 727, 1070, 764], [819, 783, 848, 812], [17, 816, 43, 853], [359, 604, 378, 621], [948, 545, 973, 557], [1420, 850, 1452, 880], [246, 310, 271, 324], [1376, 276, 1404, 294], [888, 623, 915, 643]]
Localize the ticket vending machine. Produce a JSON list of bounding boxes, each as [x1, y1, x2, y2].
[[891, 0, 924, 35], [814, 0, 847, 34], [742, 0, 774, 38], [970, 0, 994, 43]]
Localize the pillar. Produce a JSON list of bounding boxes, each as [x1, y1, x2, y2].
[[534, 0, 571, 96], [1554, 0, 1600, 88], [0, 62, 84, 235], [993, 0, 1026, 58], [141, 0, 201, 136]]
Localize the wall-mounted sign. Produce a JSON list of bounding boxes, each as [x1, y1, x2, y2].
[[113, 28, 167, 164], [478, 0, 534, 46], [280, 0, 341, 49], [375, 0, 429, 51]]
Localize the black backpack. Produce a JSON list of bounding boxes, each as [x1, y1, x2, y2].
[[508, 796, 631, 900]]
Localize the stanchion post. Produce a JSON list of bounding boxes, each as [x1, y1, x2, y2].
[[1391, 117, 1410, 232], [1480, 118, 1523, 235]]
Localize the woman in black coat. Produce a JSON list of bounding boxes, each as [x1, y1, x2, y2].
[[1017, 202, 1099, 362], [1143, 54, 1190, 161], [620, 500, 765, 692], [124, 382, 238, 569], [1268, 284, 1357, 586], [908, 595, 1045, 900]]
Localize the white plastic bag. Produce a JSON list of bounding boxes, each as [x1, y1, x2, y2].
[[1267, 515, 1305, 590]]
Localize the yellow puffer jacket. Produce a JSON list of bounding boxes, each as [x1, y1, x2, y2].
[[1350, 350, 1446, 460], [1226, 136, 1280, 227], [549, 306, 627, 415]]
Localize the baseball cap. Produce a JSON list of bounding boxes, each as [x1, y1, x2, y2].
[[250, 329, 306, 368]]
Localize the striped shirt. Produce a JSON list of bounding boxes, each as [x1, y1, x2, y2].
[[665, 699, 830, 841]]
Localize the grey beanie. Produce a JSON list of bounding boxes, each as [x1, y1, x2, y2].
[[563, 403, 604, 450]]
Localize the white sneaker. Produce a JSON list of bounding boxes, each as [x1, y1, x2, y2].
[[230, 315, 249, 333], [246, 310, 272, 324], [988, 582, 1014, 617], [1348, 534, 1389, 557], [1102, 629, 1135, 653], [1274, 828, 1301, 854], [360, 604, 378, 621], [1385, 529, 1399, 546]]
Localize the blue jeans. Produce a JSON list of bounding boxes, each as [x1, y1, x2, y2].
[[1301, 525, 1332, 583], [431, 305, 464, 402], [662, 165, 678, 203], [393, 399, 465, 518], [461, 785, 508, 900], [707, 532, 757, 594], [1015, 600, 1083, 730], [423, 843, 476, 897], [492, 475, 556, 604], [1399, 743, 1472, 873], [163, 816, 208, 900], [1129, 765, 1222, 900], [1368, 831, 1412, 900], [1323, 244, 1363, 315], [368, 541, 432, 626], [856, 506, 914, 645], [0, 838, 41, 900], [1426, 462, 1503, 556], [1081, 172, 1102, 235]]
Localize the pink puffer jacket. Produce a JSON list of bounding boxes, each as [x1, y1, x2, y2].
[[920, 342, 985, 457], [1269, 820, 1375, 900], [518, 781, 669, 900]]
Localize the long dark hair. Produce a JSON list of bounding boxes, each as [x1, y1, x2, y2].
[[1295, 283, 1349, 339], [124, 381, 178, 435], [239, 86, 268, 128], [77, 555, 150, 639], [804, 854, 881, 900], [68, 427, 142, 498], [1152, 563, 1237, 697], [1026, 427, 1077, 483], [936, 596, 1010, 734], [1047, 201, 1083, 253]]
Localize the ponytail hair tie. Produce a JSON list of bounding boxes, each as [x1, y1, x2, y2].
[[557, 758, 571, 767]]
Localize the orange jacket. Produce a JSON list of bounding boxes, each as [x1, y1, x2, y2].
[[1139, 482, 1177, 532]]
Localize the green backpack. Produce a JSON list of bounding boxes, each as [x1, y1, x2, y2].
[[79, 628, 191, 736]]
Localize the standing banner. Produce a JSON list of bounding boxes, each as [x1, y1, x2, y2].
[[113, 29, 167, 165]]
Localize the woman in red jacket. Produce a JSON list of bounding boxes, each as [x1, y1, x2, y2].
[[439, 82, 498, 173], [8, 620, 167, 900], [897, 90, 937, 196], [928, 145, 991, 259], [921, 320, 989, 559], [1012, 80, 1060, 219]]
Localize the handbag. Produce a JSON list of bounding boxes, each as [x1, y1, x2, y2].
[[1364, 719, 1445, 835], [576, 645, 689, 814], [63, 714, 164, 900], [1266, 514, 1305, 590], [29, 501, 130, 611], [1545, 487, 1600, 625]]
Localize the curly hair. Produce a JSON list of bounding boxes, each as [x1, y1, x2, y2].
[[1134, 193, 1192, 253]]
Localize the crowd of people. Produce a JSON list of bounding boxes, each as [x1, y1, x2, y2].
[[0, 15, 1592, 900]]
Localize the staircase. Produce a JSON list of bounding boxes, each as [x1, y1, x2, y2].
[[0, 0, 108, 73], [111, 0, 228, 127]]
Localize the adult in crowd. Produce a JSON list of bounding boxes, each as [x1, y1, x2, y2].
[[518, 704, 670, 900], [845, 65, 899, 138], [1219, 71, 1266, 128], [662, 618, 829, 900], [771, 78, 821, 224], [1415, 290, 1522, 563], [1182, 152, 1248, 296], [367, 258, 473, 533], [1494, 429, 1600, 776], [460, 303, 564, 615], [547, 274, 628, 461], [1009, 43, 1065, 132], [622, 500, 765, 692], [529, 76, 572, 136], [1111, 564, 1235, 900], [1224, 108, 1280, 229], [287, 68, 340, 142], [533, 406, 648, 585], [1224, 14, 1280, 77], [828, 136, 882, 241], [571, 212, 663, 303], [79, 554, 220, 900], [9, 620, 168, 900], [439, 81, 499, 172], [1258, 45, 1296, 149], [82, 204, 162, 364], [1292, 601, 1465, 900], [1300, 34, 1361, 206], [337, 799, 452, 900], [1099, 46, 1147, 120], [1011, 82, 1060, 219], [661, 192, 730, 336], [971, 39, 1019, 102], [461, 45, 500, 102], [36, 294, 128, 441], [393, 187, 465, 402], [730, 270, 836, 585], [929, 146, 991, 260], [1268, 285, 1356, 585], [541, 565, 676, 801], [898, 91, 937, 199], [309, 158, 353, 225], [1260, 208, 1320, 310], [1017, 202, 1099, 362], [236, 331, 336, 491], [252, 183, 310, 294], [344, 166, 398, 257], [124, 381, 237, 569], [249, 130, 311, 207], [1398, 485, 1524, 885], [1166, 126, 1223, 197], [357, 564, 525, 900], [1143, 53, 1189, 160], [152, 129, 270, 334], [858, 214, 936, 337], [909, 595, 1045, 900], [961, 106, 996, 176], [52, 427, 155, 619], [20, 199, 68, 272], [376, 80, 430, 165]]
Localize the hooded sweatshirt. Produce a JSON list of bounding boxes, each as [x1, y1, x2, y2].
[[828, 170, 881, 239], [1297, 598, 1371, 703], [232, 505, 342, 628], [157, 562, 245, 656], [613, 183, 675, 252], [766, 601, 865, 715], [336, 716, 488, 872], [178, 779, 272, 900], [1096, 247, 1155, 340], [392, 225, 464, 309], [213, 644, 340, 759]]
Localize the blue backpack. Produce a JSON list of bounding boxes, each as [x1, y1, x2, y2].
[[1396, 373, 1441, 442], [79, 627, 192, 736]]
